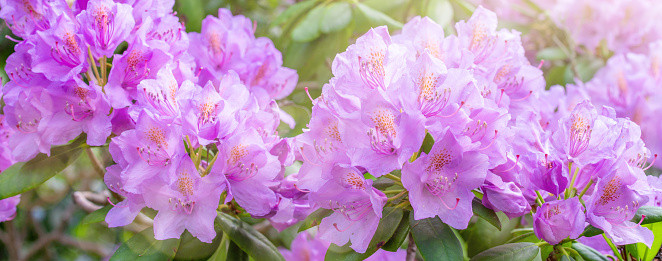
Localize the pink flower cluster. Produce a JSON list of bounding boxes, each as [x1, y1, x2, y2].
[[294, 6, 659, 252], [0, 0, 299, 241]]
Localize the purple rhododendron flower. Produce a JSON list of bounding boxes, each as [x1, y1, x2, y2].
[[0, 195, 21, 223], [402, 129, 488, 228], [42, 78, 112, 146], [104, 164, 146, 227], [77, 0, 135, 58], [279, 232, 330, 261], [3, 85, 53, 161], [110, 110, 184, 193], [585, 159, 654, 247], [31, 14, 88, 82], [105, 37, 172, 108], [143, 154, 223, 243], [313, 165, 387, 253], [211, 129, 281, 216], [482, 172, 531, 219], [0, 0, 65, 38], [533, 198, 585, 245]]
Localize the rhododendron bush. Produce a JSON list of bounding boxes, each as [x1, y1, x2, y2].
[[0, 0, 660, 260]]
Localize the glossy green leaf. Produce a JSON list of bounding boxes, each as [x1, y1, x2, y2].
[[426, 0, 454, 28], [472, 197, 501, 231], [110, 227, 180, 260], [298, 208, 334, 232], [571, 243, 609, 261], [208, 233, 229, 261], [560, 255, 577, 261], [625, 244, 640, 260], [81, 205, 111, 224], [461, 212, 521, 257], [504, 232, 536, 244], [271, 0, 318, 27], [320, 2, 352, 33], [355, 3, 403, 30], [381, 210, 410, 252], [633, 206, 662, 225], [175, 0, 204, 32], [291, 5, 325, 42], [0, 135, 86, 199], [226, 240, 249, 261], [581, 225, 604, 238], [325, 207, 404, 261], [174, 230, 222, 260], [636, 222, 662, 261], [372, 178, 396, 190], [216, 212, 284, 261], [419, 132, 435, 155], [410, 215, 463, 261], [536, 47, 568, 61], [470, 242, 540, 261]]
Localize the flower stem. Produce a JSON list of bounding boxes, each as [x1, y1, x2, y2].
[[387, 191, 407, 202], [100, 55, 107, 86], [535, 190, 546, 205], [578, 179, 594, 200], [86, 148, 105, 178], [385, 173, 402, 183], [87, 47, 101, 83], [602, 234, 624, 261], [565, 162, 578, 199]]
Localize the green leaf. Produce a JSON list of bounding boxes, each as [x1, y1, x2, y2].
[[175, 0, 204, 32], [504, 232, 536, 244], [319, 2, 352, 33], [470, 243, 540, 261], [581, 225, 604, 238], [572, 243, 609, 261], [271, 0, 318, 27], [110, 227, 180, 260], [560, 255, 577, 261], [298, 208, 334, 232], [637, 222, 662, 261], [425, 0, 454, 28], [372, 178, 396, 190], [633, 206, 662, 225], [536, 47, 568, 61], [381, 210, 410, 252], [81, 205, 111, 224], [419, 131, 435, 155], [354, 3, 403, 30], [472, 197, 501, 231], [226, 240, 249, 261], [208, 233, 229, 261], [174, 230, 222, 260], [624, 244, 640, 261], [573, 57, 604, 82], [325, 207, 404, 261], [216, 212, 284, 261], [0, 136, 86, 200], [291, 5, 325, 42], [410, 215, 463, 261]]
